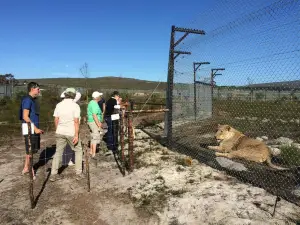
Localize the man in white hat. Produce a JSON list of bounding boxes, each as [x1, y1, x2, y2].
[[50, 87, 84, 181], [87, 91, 103, 158]]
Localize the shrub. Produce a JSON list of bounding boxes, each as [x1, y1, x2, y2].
[[279, 144, 300, 166]]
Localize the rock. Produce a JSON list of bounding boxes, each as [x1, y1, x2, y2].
[[295, 119, 300, 124], [292, 186, 300, 197], [292, 143, 300, 149], [248, 117, 258, 121], [261, 136, 268, 141], [216, 157, 248, 171], [269, 147, 281, 156], [277, 119, 287, 123], [274, 137, 294, 146], [269, 144, 280, 148], [176, 165, 185, 172], [256, 137, 263, 142], [262, 118, 270, 123]]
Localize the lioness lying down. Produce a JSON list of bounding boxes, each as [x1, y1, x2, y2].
[[208, 124, 286, 170]]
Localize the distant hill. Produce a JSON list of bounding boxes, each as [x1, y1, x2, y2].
[[248, 80, 300, 91], [18, 77, 167, 91]]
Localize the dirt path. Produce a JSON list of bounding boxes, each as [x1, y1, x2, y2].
[[0, 128, 300, 225]]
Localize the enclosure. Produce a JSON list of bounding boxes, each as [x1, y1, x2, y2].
[[164, 0, 300, 207]]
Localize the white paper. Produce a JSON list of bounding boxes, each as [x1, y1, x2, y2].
[[111, 114, 120, 121], [22, 123, 35, 135]]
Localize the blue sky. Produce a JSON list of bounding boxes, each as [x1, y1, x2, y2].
[[0, 0, 214, 82], [0, 0, 298, 85]]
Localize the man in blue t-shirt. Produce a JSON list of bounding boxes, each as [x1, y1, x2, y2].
[[19, 82, 44, 178]]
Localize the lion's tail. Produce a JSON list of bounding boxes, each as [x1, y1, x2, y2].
[[266, 158, 289, 170]]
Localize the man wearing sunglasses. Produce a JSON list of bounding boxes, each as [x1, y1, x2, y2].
[[19, 82, 44, 179]]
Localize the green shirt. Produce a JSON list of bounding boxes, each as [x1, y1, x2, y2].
[[87, 100, 102, 123]]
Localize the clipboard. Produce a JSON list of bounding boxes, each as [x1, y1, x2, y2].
[[111, 114, 120, 121], [22, 123, 35, 135]]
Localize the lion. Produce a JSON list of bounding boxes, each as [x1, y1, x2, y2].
[[208, 124, 287, 170]]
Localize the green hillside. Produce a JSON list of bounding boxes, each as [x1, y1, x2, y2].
[[18, 77, 167, 91]]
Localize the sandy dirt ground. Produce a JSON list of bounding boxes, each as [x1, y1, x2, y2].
[[0, 125, 300, 225]]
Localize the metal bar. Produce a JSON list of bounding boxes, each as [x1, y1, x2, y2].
[[174, 53, 180, 60], [272, 196, 281, 217], [195, 64, 201, 71], [173, 50, 192, 55], [128, 111, 134, 172], [133, 102, 166, 106], [84, 130, 90, 192], [174, 32, 189, 47], [193, 62, 210, 120], [165, 25, 175, 147], [27, 122, 34, 209], [194, 64, 197, 121], [125, 109, 169, 113], [174, 27, 205, 35], [120, 110, 125, 162]]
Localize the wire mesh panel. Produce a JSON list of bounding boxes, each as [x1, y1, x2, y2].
[[168, 0, 300, 206]]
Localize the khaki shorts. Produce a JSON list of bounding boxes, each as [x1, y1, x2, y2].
[[88, 122, 103, 145]]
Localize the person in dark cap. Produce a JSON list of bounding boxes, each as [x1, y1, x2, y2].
[[104, 91, 120, 153]]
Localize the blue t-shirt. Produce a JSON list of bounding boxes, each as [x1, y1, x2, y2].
[[19, 95, 40, 128]]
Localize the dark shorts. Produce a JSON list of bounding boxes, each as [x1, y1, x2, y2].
[[24, 134, 40, 155]]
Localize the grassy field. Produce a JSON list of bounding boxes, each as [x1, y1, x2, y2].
[[213, 100, 300, 140], [214, 100, 300, 121]]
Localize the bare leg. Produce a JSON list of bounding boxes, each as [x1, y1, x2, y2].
[[91, 144, 96, 157], [23, 155, 30, 171], [22, 155, 35, 178]]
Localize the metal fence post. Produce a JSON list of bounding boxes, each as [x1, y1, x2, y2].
[[120, 109, 125, 163], [128, 110, 134, 172], [27, 122, 35, 209], [165, 25, 175, 148], [84, 128, 90, 192]]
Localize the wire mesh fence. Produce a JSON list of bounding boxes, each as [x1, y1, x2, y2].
[[166, 0, 300, 206]]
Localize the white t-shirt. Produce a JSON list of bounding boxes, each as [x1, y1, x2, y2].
[[53, 99, 81, 136]]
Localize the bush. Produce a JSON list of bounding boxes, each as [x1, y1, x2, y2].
[[279, 144, 300, 166], [0, 96, 11, 107]]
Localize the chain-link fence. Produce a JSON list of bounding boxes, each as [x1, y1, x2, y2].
[[166, 0, 300, 206]]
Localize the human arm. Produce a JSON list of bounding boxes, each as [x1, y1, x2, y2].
[[53, 105, 59, 131], [23, 105, 43, 134], [93, 114, 102, 128], [54, 117, 59, 130], [91, 102, 102, 128], [73, 118, 79, 144], [73, 105, 81, 144]]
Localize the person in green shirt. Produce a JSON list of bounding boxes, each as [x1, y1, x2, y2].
[[87, 91, 103, 157]]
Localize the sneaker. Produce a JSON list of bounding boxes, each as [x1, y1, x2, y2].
[[50, 174, 62, 182], [68, 160, 75, 166], [75, 173, 86, 181]]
